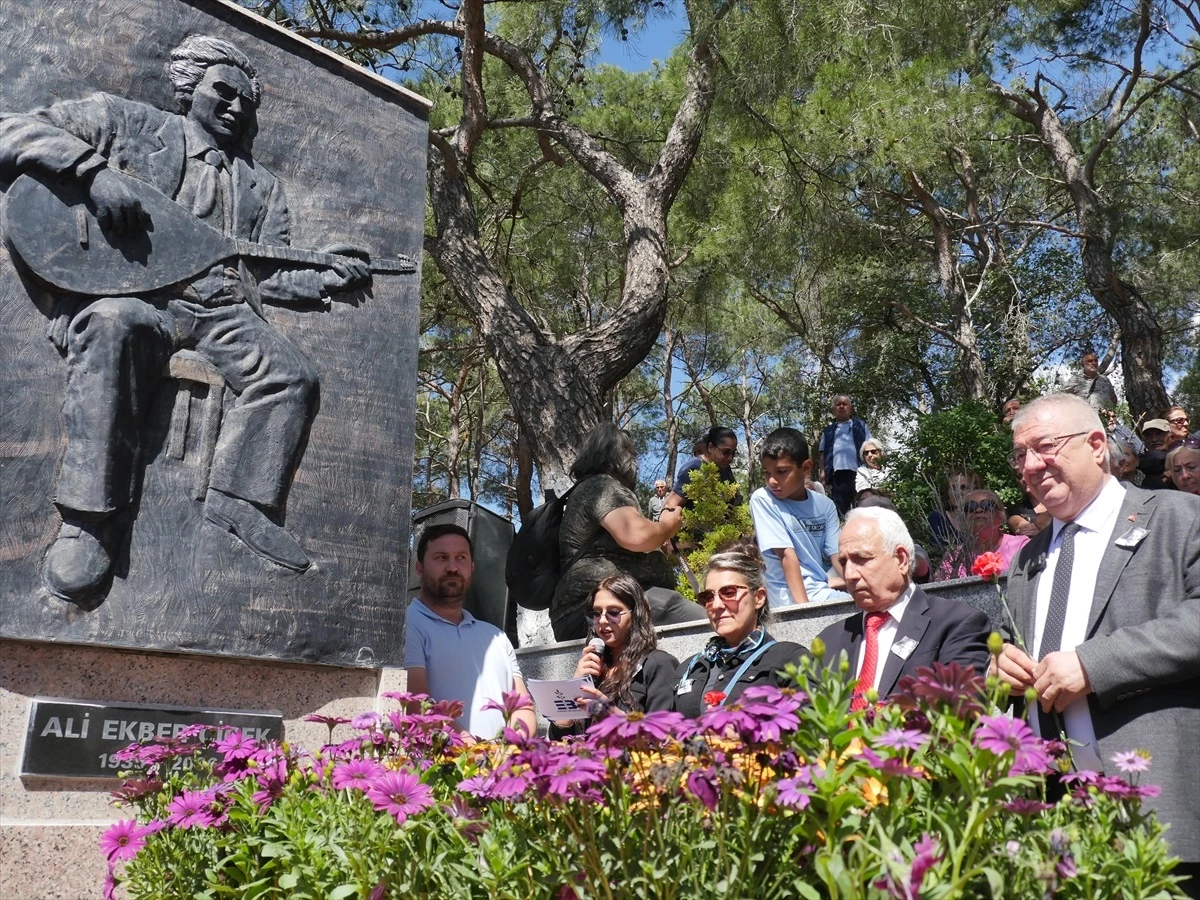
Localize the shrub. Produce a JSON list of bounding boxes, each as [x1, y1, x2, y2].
[[103, 657, 1185, 899], [674, 460, 754, 598]]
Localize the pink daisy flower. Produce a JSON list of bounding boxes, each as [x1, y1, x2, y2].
[[366, 770, 434, 825], [99, 819, 147, 862]]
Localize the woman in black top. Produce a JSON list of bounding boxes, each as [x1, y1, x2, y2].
[[673, 541, 807, 718], [552, 424, 706, 641], [550, 574, 679, 738]]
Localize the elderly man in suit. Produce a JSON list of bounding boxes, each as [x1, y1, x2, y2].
[[817, 507, 991, 709], [0, 35, 369, 602], [995, 393, 1199, 891]]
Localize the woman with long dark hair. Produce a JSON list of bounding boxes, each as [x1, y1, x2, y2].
[[672, 540, 808, 717], [552, 423, 706, 641], [550, 574, 679, 738]]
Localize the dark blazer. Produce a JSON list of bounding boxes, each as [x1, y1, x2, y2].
[[816, 585, 991, 699], [671, 634, 807, 718], [1006, 484, 1200, 862], [549, 648, 679, 739]]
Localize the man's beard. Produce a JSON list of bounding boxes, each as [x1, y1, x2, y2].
[[425, 573, 468, 603]]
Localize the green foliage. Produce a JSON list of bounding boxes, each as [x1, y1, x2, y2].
[[674, 460, 754, 597], [885, 403, 1023, 545]]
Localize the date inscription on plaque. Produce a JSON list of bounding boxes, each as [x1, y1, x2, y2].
[[22, 698, 284, 778]]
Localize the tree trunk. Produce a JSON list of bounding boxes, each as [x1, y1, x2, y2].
[[990, 81, 1169, 419], [662, 328, 680, 485]]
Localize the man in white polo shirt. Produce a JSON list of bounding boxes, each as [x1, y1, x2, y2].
[[404, 524, 536, 739]]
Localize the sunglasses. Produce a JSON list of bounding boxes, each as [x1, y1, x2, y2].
[[1167, 417, 1189, 425], [696, 584, 749, 607], [590, 609, 629, 625], [964, 499, 1000, 513], [1166, 437, 1200, 452]]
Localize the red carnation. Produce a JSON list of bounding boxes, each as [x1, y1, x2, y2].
[[971, 551, 1005, 580], [703, 691, 726, 708]]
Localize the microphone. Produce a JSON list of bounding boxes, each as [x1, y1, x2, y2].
[[586, 637, 605, 656]]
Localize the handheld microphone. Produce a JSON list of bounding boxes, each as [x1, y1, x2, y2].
[[586, 637, 606, 656]]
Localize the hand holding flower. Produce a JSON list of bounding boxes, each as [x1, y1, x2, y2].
[[1033, 651, 1092, 712]]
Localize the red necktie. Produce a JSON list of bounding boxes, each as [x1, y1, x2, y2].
[[850, 611, 889, 711]]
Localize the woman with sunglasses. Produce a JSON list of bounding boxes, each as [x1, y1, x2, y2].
[[934, 488, 1030, 581], [1165, 438, 1200, 496], [549, 574, 679, 737], [672, 540, 808, 718], [854, 439, 888, 497]]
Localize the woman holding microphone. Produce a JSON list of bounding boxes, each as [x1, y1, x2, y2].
[[549, 574, 679, 738]]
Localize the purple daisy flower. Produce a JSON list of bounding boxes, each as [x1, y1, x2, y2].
[[351, 711, 381, 730], [1003, 797, 1053, 815], [480, 689, 535, 720], [166, 790, 219, 829], [695, 705, 758, 739], [430, 698, 465, 720], [215, 730, 257, 761], [381, 691, 427, 713], [103, 871, 117, 900], [542, 753, 608, 798], [110, 778, 163, 803], [686, 767, 720, 811], [1111, 750, 1151, 774], [99, 820, 147, 862], [774, 768, 813, 810], [973, 715, 1052, 775], [333, 759, 385, 791], [894, 662, 985, 717], [367, 770, 435, 825], [586, 710, 685, 747], [877, 728, 929, 753], [304, 714, 351, 728], [443, 796, 487, 844]]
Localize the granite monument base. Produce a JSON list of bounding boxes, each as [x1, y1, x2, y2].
[[0, 640, 407, 899]]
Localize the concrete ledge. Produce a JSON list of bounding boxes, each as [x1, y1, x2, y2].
[[517, 576, 1006, 681]]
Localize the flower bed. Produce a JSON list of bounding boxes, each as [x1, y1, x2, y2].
[[102, 651, 1184, 899]]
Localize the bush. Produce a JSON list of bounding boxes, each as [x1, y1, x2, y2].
[[674, 460, 754, 598], [102, 655, 1185, 899], [885, 403, 1024, 547]]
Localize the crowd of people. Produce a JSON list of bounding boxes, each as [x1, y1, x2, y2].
[[402, 384, 1198, 893]]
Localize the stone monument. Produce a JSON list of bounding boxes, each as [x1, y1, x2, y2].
[[0, 1, 427, 667], [0, 2, 430, 895]]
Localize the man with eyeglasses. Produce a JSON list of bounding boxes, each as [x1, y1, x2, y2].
[[994, 393, 1199, 889], [816, 507, 990, 709]]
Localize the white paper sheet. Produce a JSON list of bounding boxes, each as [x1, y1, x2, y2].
[[527, 676, 595, 721]]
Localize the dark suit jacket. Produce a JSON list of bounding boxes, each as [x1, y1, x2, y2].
[[1006, 484, 1200, 862], [671, 635, 806, 718], [816, 585, 991, 699]]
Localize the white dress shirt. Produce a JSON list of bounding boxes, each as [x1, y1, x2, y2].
[[1031, 476, 1126, 769], [855, 582, 916, 691]]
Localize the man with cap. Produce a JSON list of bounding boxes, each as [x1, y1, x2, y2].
[[1138, 418, 1172, 489], [994, 393, 1199, 893]]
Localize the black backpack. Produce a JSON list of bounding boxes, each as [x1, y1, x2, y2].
[[505, 485, 599, 611]]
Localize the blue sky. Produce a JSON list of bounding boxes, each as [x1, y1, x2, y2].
[[595, 8, 687, 71]]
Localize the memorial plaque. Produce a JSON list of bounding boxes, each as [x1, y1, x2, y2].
[[0, 0, 429, 665], [22, 698, 283, 778]]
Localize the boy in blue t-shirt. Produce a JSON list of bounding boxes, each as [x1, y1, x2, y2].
[[750, 427, 850, 606]]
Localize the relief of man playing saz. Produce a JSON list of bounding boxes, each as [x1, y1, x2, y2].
[[0, 34, 413, 606]]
